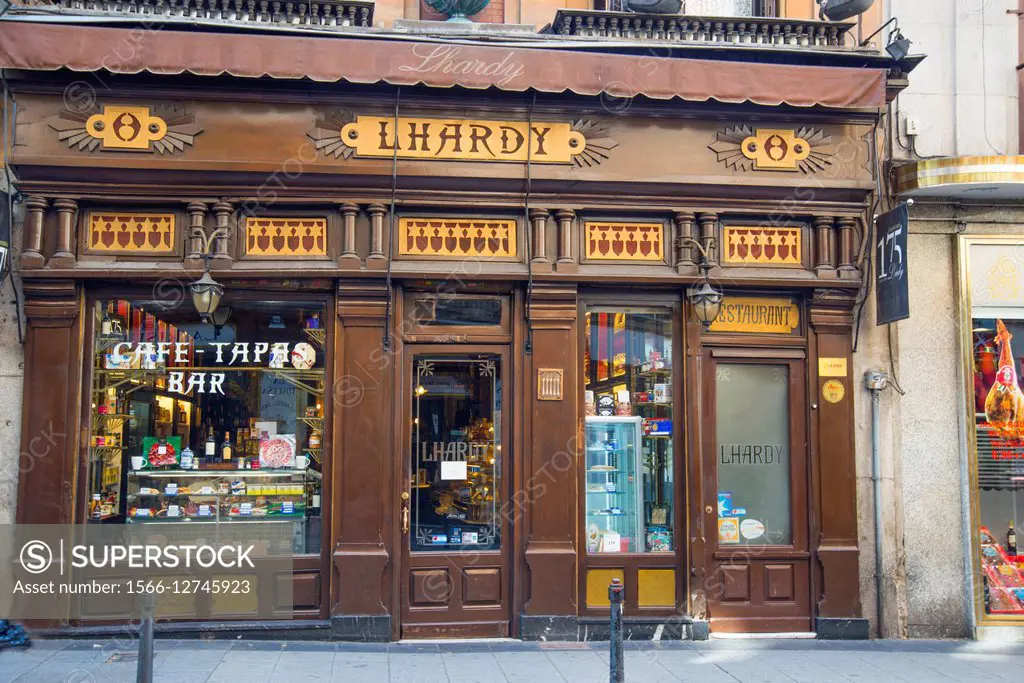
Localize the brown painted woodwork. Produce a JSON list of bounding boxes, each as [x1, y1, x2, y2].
[[529, 208, 551, 272], [366, 204, 387, 270], [835, 216, 858, 280], [398, 345, 513, 638], [674, 212, 696, 275], [339, 202, 360, 268], [332, 280, 392, 622], [212, 200, 233, 264], [813, 215, 837, 278], [554, 209, 577, 273], [50, 198, 77, 268], [21, 195, 47, 269], [808, 289, 862, 621], [523, 283, 578, 618], [701, 351, 812, 633], [185, 201, 207, 265], [698, 212, 719, 268]]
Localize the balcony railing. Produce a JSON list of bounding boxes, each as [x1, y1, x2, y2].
[[44, 0, 375, 27], [546, 8, 856, 49]]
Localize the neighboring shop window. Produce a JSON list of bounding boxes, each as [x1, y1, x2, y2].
[[410, 356, 502, 552], [966, 241, 1024, 617], [715, 364, 791, 546], [87, 297, 326, 555], [583, 308, 674, 554]]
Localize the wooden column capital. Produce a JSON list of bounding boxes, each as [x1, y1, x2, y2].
[[337, 279, 389, 327], [809, 288, 857, 333], [366, 204, 388, 270], [211, 200, 234, 264], [554, 209, 577, 273], [21, 278, 79, 327], [20, 196, 48, 269], [48, 198, 77, 269], [527, 283, 578, 330]]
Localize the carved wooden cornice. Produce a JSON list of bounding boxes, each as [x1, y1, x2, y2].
[[527, 282, 578, 330], [337, 279, 389, 326], [809, 288, 857, 333]]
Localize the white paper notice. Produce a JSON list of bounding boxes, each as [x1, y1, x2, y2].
[[440, 461, 468, 480]]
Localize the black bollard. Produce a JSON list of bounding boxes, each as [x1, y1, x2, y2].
[[136, 593, 155, 683], [608, 578, 624, 683]]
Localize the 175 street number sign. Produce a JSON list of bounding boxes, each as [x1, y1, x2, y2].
[[875, 203, 910, 325]]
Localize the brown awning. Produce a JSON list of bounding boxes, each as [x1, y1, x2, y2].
[[0, 21, 887, 110]]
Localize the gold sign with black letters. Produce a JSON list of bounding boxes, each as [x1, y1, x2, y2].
[[709, 296, 800, 334]]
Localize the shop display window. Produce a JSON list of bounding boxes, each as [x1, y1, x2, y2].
[[971, 317, 1024, 616], [87, 297, 326, 555], [714, 363, 791, 546], [583, 308, 674, 554]]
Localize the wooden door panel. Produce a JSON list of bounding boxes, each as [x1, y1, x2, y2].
[[703, 354, 812, 633]]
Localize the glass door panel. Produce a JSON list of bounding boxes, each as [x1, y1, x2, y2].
[[410, 356, 501, 552]]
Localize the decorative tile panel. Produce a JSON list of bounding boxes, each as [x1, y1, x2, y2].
[[244, 218, 327, 257], [398, 218, 517, 259], [723, 226, 802, 266], [584, 222, 664, 261], [86, 213, 176, 254]]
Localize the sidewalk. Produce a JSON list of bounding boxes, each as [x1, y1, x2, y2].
[[2, 638, 1024, 683]]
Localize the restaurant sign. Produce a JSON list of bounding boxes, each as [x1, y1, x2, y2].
[[335, 116, 591, 164], [709, 296, 800, 335]]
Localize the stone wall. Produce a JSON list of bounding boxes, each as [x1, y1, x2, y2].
[[0, 199, 24, 526]]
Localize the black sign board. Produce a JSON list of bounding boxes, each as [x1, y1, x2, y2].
[[875, 203, 910, 325]]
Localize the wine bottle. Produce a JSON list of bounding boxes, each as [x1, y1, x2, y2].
[[205, 426, 216, 461], [221, 431, 232, 462], [985, 320, 1024, 427], [1009, 521, 1018, 556]]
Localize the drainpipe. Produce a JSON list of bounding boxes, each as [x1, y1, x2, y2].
[[865, 369, 889, 638]]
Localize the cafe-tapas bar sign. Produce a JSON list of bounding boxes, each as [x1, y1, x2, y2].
[[335, 116, 592, 164], [709, 296, 800, 335]]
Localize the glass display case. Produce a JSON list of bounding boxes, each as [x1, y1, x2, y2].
[[125, 468, 321, 552], [584, 416, 643, 553]]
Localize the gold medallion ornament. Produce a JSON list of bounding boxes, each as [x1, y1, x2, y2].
[[50, 104, 203, 154], [709, 126, 833, 173], [310, 111, 616, 167], [822, 379, 846, 404]]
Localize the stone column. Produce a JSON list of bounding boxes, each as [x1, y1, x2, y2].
[[48, 198, 77, 268], [20, 196, 48, 269]]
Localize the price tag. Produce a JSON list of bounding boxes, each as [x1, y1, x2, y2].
[[198, 505, 212, 517], [167, 505, 180, 518]]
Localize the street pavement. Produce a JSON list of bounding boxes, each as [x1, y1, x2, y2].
[[2, 638, 1024, 683]]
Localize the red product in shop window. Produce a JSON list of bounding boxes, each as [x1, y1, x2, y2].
[[979, 526, 1024, 614]]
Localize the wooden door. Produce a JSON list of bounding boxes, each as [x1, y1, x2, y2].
[[399, 346, 512, 638], [702, 350, 811, 633]]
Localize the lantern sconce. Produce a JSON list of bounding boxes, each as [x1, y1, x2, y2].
[[679, 236, 723, 330], [188, 226, 229, 323]]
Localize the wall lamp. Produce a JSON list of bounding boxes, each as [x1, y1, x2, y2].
[[679, 237, 723, 330]]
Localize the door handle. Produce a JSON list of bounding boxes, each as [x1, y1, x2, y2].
[[401, 491, 410, 534]]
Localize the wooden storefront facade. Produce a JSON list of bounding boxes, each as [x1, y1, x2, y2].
[[3, 11, 914, 640]]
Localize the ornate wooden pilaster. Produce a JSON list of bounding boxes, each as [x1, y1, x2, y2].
[[211, 200, 234, 265], [20, 196, 48, 269], [48, 198, 77, 268], [529, 208, 552, 273], [185, 202, 208, 267], [366, 204, 388, 270], [813, 215, 837, 279], [339, 203, 361, 269], [697, 212, 719, 268], [673, 211, 697, 274], [808, 288, 862, 630], [17, 279, 83, 526], [554, 209, 577, 273], [331, 279, 391, 640], [835, 216, 859, 280], [522, 283, 579, 627]]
